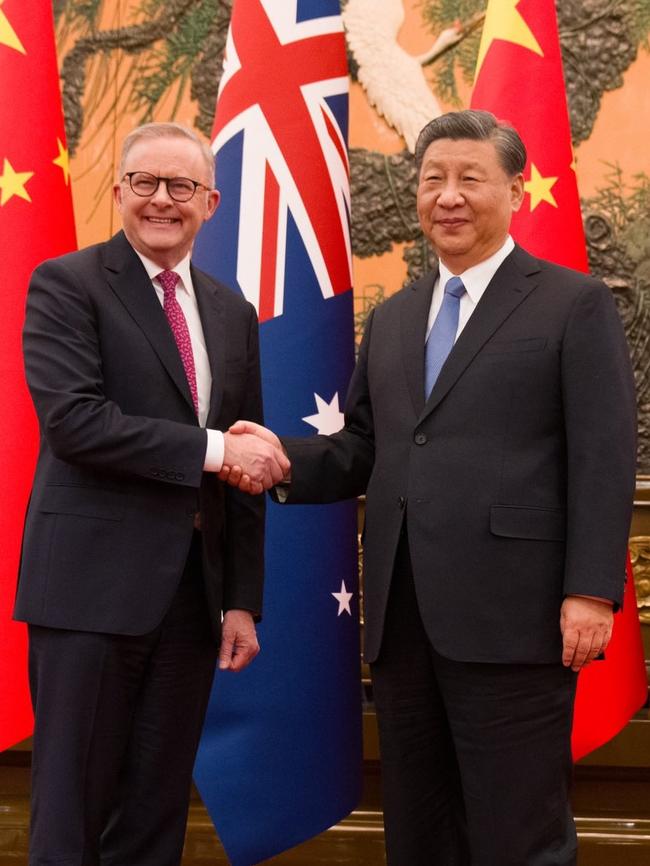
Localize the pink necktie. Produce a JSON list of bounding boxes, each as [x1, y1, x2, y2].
[[157, 269, 199, 415]]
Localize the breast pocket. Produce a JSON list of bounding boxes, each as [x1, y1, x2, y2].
[[482, 337, 547, 355]]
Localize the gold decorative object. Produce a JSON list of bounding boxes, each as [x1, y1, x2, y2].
[[628, 536, 650, 623]]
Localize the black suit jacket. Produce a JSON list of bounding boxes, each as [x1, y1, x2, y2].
[[15, 231, 264, 639], [282, 245, 637, 664]]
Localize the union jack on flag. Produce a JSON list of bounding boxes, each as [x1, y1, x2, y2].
[[193, 2, 362, 864], [209, 0, 352, 321]]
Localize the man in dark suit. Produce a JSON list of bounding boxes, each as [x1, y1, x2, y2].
[[222, 111, 637, 865], [15, 122, 289, 866]]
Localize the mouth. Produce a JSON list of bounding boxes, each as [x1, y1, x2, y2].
[[436, 218, 468, 228], [144, 216, 180, 225]]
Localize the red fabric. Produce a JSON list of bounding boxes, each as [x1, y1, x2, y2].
[[470, 0, 587, 270], [0, 0, 76, 752], [470, 0, 646, 760], [571, 559, 646, 760]]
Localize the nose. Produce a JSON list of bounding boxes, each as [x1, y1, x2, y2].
[[436, 181, 464, 208], [150, 179, 174, 205]]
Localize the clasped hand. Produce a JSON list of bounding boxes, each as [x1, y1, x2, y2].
[[221, 421, 288, 495]]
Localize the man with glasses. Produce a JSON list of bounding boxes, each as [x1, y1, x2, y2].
[[15, 122, 289, 866]]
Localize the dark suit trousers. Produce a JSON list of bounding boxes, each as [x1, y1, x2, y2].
[[27, 533, 218, 866], [371, 531, 578, 866]]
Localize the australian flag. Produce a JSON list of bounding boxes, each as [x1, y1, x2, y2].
[[192, 2, 362, 864]]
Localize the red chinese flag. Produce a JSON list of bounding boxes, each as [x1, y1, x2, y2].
[[470, 0, 646, 760], [0, 0, 76, 752]]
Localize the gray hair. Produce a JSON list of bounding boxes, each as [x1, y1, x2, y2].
[[414, 110, 526, 177], [118, 122, 215, 186]]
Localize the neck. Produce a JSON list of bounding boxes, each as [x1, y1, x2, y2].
[[151, 255, 184, 272], [438, 241, 509, 276]]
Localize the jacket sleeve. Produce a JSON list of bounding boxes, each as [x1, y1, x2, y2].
[[23, 257, 207, 487], [561, 278, 637, 605], [222, 304, 266, 616]]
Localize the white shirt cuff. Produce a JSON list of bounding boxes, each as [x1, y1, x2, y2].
[[204, 429, 225, 471]]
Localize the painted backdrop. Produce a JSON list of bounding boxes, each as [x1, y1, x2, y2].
[[54, 0, 650, 468]]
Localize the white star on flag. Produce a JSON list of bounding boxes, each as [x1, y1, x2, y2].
[[332, 580, 353, 616], [302, 392, 344, 435]]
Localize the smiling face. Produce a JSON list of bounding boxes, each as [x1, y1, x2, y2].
[[416, 137, 524, 274], [113, 135, 219, 270]]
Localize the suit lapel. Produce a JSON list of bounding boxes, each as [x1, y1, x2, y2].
[[417, 246, 541, 424], [192, 266, 226, 426], [101, 231, 196, 415], [400, 269, 437, 418]]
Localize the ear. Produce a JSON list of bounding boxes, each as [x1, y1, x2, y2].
[[204, 188, 221, 221], [113, 182, 123, 211], [510, 173, 525, 213]]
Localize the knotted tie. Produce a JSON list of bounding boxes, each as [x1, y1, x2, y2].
[[424, 275, 466, 399], [157, 269, 199, 415]]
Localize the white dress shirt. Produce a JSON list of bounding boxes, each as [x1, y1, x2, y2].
[[134, 250, 224, 470], [426, 235, 515, 342]]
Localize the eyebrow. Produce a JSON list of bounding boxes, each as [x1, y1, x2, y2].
[[421, 161, 486, 173]]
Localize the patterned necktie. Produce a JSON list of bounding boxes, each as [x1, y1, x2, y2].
[[157, 269, 199, 415], [424, 275, 466, 399]]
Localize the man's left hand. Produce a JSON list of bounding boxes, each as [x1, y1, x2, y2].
[[218, 609, 260, 672], [560, 595, 614, 672]]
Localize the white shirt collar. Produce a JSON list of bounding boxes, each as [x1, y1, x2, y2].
[[438, 235, 515, 303], [133, 250, 194, 296]]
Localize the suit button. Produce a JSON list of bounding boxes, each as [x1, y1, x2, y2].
[[414, 432, 427, 445], [397, 496, 406, 509]]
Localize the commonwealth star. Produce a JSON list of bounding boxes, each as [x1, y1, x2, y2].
[[302, 392, 344, 435]]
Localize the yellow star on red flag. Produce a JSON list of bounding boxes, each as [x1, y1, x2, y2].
[[53, 138, 71, 185], [524, 163, 558, 211], [475, 0, 543, 78], [0, 158, 34, 205], [0, 0, 26, 54], [0, 0, 79, 756]]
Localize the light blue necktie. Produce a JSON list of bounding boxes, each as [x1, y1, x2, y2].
[[424, 275, 466, 399]]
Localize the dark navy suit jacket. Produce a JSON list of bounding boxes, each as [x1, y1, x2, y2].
[[282, 245, 637, 663], [15, 230, 265, 639]]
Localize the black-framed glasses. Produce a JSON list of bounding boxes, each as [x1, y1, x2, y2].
[[122, 171, 211, 202]]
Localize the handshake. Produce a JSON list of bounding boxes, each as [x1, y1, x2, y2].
[[221, 421, 289, 495]]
